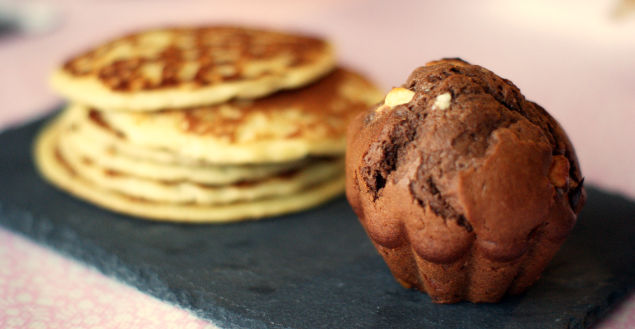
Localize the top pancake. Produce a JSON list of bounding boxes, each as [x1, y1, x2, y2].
[[51, 26, 336, 111]]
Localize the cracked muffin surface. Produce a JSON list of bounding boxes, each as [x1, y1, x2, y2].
[[345, 58, 585, 303]]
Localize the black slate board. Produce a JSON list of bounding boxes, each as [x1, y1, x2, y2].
[[1, 115, 634, 329]]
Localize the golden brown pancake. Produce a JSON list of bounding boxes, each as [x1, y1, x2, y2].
[[51, 26, 336, 111], [34, 119, 345, 222]]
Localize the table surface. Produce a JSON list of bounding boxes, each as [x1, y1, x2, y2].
[[0, 0, 633, 328]]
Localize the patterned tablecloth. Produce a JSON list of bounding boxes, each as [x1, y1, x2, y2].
[[0, 0, 633, 328]]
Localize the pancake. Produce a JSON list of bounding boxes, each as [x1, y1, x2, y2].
[[51, 26, 336, 111], [58, 132, 343, 204], [34, 119, 345, 222], [60, 120, 309, 185], [70, 68, 382, 164], [63, 106, 205, 166]]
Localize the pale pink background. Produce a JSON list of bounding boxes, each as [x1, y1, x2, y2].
[[0, 0, 633, 328]]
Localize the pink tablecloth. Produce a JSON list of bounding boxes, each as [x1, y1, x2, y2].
[[0, 0, 633, 328]]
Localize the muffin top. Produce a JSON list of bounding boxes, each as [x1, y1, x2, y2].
[[346, 58, 585, 264]]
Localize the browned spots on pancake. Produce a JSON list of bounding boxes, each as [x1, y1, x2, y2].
[[76, 153, 121, 177], [89, 110, 125, 139], [180, 69, 373, 142], [231, 168, 301, 188], [81, 157, 93, 166], [54, 148, 77, 176], [120, 193, 154, 204], [103, 169, 122, 177], [62, 26, 328, 92]]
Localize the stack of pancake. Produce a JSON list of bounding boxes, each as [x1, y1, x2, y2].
[[34, 26, 382, 222]]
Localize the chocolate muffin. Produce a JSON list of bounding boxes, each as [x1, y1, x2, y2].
[[345, 58, 585, 303]]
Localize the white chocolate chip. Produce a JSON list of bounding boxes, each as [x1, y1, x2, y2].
[[376, 87, 415, 113], [385, 87, 415, 107], [433, 92, 452, 110]]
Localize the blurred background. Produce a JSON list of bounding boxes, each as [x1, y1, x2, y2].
[[0, 1, 633, 328]]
